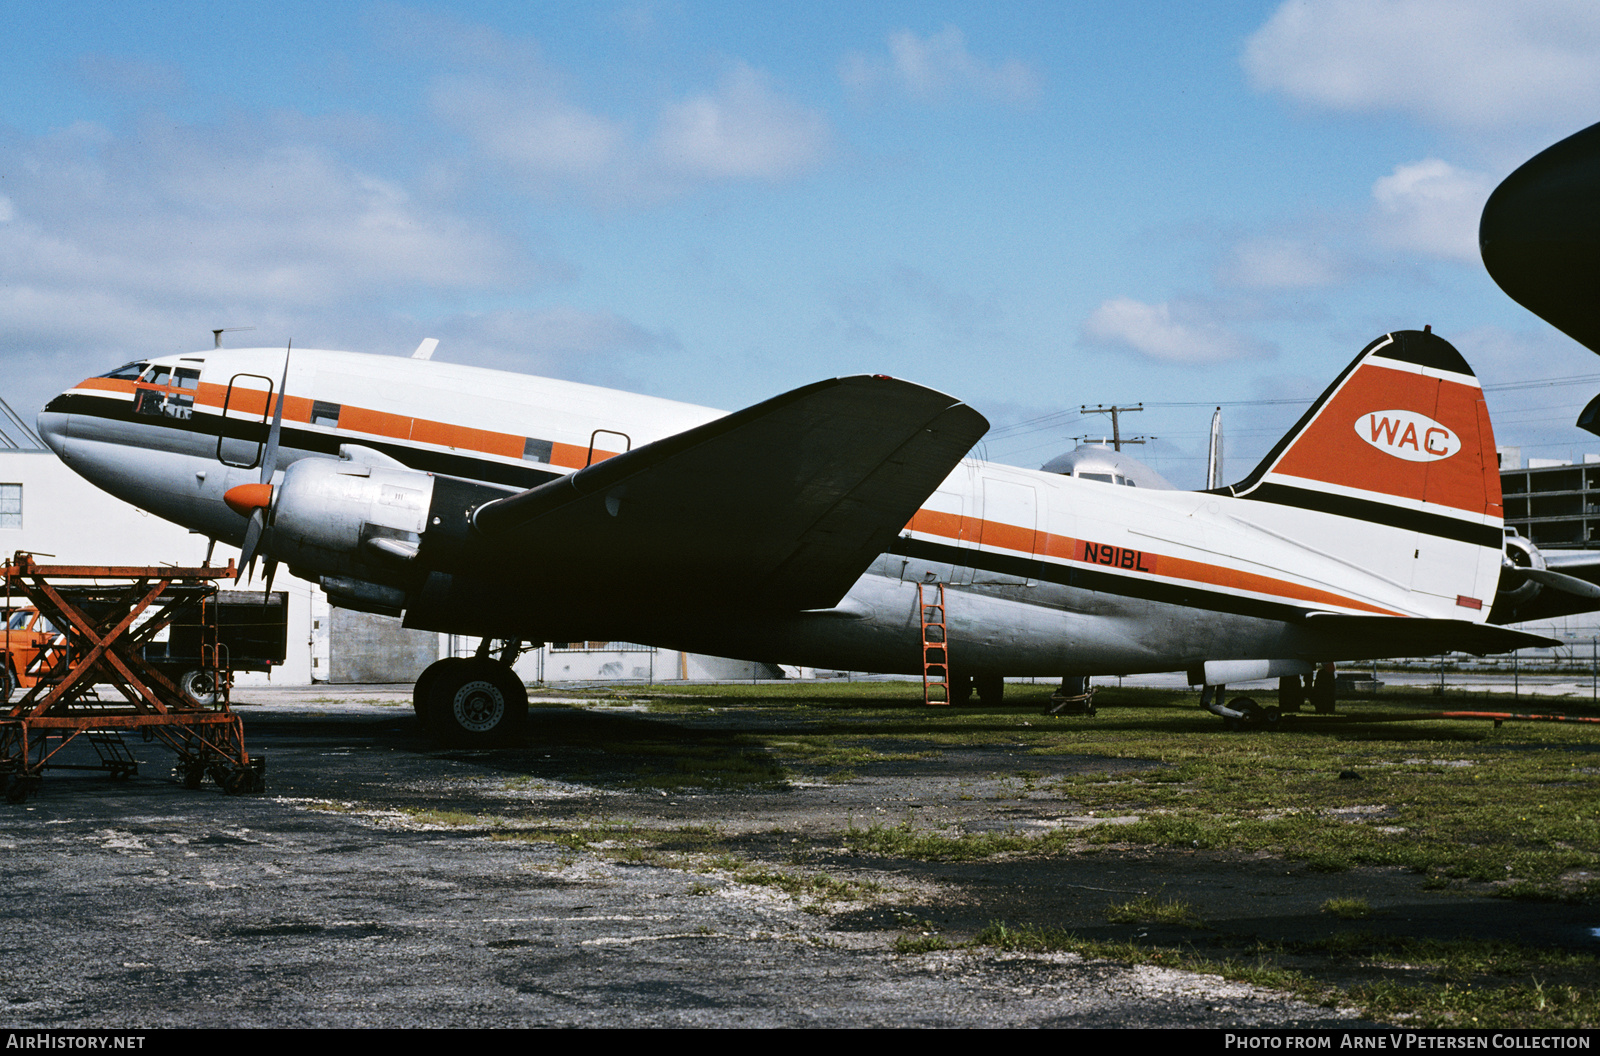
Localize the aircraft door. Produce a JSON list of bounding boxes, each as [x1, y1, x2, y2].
[[898, 487, 974, 587], [972, 478, 1038, 586], [217, 373, 275, 469]]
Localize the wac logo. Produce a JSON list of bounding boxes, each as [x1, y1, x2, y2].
[[1356, 409, 1461, 463]]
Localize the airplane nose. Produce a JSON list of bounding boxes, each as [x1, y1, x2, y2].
[[36, 404, 70, 459]]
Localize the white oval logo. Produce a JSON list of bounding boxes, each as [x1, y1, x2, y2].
[[1356, 410, 1461, 462]]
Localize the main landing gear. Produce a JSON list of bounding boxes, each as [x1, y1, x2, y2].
[[413, 639, 529, 747], [1202, 665, 1337, 731]]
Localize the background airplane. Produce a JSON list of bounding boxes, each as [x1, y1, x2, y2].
[[1477, 120, 1600, 624]]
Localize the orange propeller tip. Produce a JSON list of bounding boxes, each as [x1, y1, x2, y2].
[[224, 482, 273, 517]]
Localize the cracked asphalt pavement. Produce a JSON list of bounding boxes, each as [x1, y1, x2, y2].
[[0, 688, 1380, 1028]]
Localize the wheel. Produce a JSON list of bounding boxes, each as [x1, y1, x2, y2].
[[1277, 675, 1304, 713], [0, 662, 12, 707], [178, 669, 221, 706], [1312, 668, 1336, 713], [974, 674, 1005, 705], [414, 657, 469, 732], [425, 658, 527, 747]]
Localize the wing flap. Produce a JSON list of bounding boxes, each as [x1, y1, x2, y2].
[[1305, 613, 1558, 654], [471, 375, 988, 611]]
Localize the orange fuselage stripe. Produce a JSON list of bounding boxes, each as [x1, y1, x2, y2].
[[904, 508, 1408, 617], [77, 377, 618, 470]]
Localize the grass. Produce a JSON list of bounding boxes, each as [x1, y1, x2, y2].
[[1104, 892, 1203, 927], [949, 920, 1600, 1027], [644, 681, 1600, 900], [323, 679, 1600, 1026]]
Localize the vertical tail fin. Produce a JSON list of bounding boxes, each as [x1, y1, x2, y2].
[[1225, 329, 1503, 617]]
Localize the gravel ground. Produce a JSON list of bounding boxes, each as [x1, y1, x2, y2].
[[0, 685, 1490, 1028]]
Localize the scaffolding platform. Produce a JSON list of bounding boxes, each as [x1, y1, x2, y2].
[[0, 553, 265, 803]]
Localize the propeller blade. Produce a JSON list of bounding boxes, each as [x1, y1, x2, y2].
[[261, 557, 279, 605], [1525, 567, 1600, 600], [237, 508, 266, 579], [260, 340, 291, 486], [230, 341, 291, 587]]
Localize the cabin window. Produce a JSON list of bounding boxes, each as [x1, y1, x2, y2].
[[523, 437, 553, 463], [0, 484, 20, 529], [312, 401, 342, 427]]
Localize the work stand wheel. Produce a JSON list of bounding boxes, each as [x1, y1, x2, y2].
[[211, 757, 267, 795], [3, 772, 40, 804]]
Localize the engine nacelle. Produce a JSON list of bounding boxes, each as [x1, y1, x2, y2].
[[1496, 531, 1546, 610], [266, 453, 435, 581]]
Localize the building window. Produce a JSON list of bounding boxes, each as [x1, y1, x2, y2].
[[0, 484, 20, 529], [549, 642, 653, 652]]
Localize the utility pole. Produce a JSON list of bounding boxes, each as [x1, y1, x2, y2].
[[1080, 403, 1146, 452]]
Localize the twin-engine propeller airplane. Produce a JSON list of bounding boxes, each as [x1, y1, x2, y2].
[[37, 327, 1555, 743]]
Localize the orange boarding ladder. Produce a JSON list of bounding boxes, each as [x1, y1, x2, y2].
[[918, 581, 950, 706]]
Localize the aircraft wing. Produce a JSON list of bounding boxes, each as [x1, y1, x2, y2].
[[1305, 614, 1559, 654], [468, 374, 988, 611]]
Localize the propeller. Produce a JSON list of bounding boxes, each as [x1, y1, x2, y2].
[[223, 342, 291, 592], [1522, 566, 1600, 600]]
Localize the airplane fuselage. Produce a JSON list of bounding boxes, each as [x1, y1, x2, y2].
[[38, 341, 1507, 683]]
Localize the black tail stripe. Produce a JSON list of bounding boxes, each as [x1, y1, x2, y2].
[[1241, 483, 1502, 548]]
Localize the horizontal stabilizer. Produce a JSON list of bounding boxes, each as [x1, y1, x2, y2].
[[471, 375, 989, 611], [1304, 613, 1558, 655]]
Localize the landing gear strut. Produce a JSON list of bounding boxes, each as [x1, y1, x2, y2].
[[414, 641, 528, 746]]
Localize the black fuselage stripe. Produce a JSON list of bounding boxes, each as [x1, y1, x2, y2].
[[888, 536, 1313, 623], [48, 391, 562, 491], [1239, 482, 1502, 548]]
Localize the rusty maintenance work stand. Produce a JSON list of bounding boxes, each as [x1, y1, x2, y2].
[[0, 553, 265, 803]]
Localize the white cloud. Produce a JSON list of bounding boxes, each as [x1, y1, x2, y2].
[[432, 60, 828, 201], [1082, 298, 1269, 364], [842, 26, 1041, 105], [431, 75, 630, 181], [0, 112, 546, 420], [1244, 0, 1600, 130], [653, 64, 830, 181], [1369, 158, 1495, 262], [1218, 237, 1347, 289]]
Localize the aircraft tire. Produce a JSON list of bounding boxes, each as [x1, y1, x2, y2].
[[413, 657, 468, 732], [974, 674, 1004, 705], [427, 658, 528, 747]]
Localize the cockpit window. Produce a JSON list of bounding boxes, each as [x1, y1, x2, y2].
[[1079, 473, 1114, 484], [132, 364, 195, 420], [99, 362, 146, 380]]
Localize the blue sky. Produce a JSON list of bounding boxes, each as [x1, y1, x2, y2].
[[5, 1, 1600, 486]]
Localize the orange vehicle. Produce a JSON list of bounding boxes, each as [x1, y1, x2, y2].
[[1, 607, 68, 703]]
